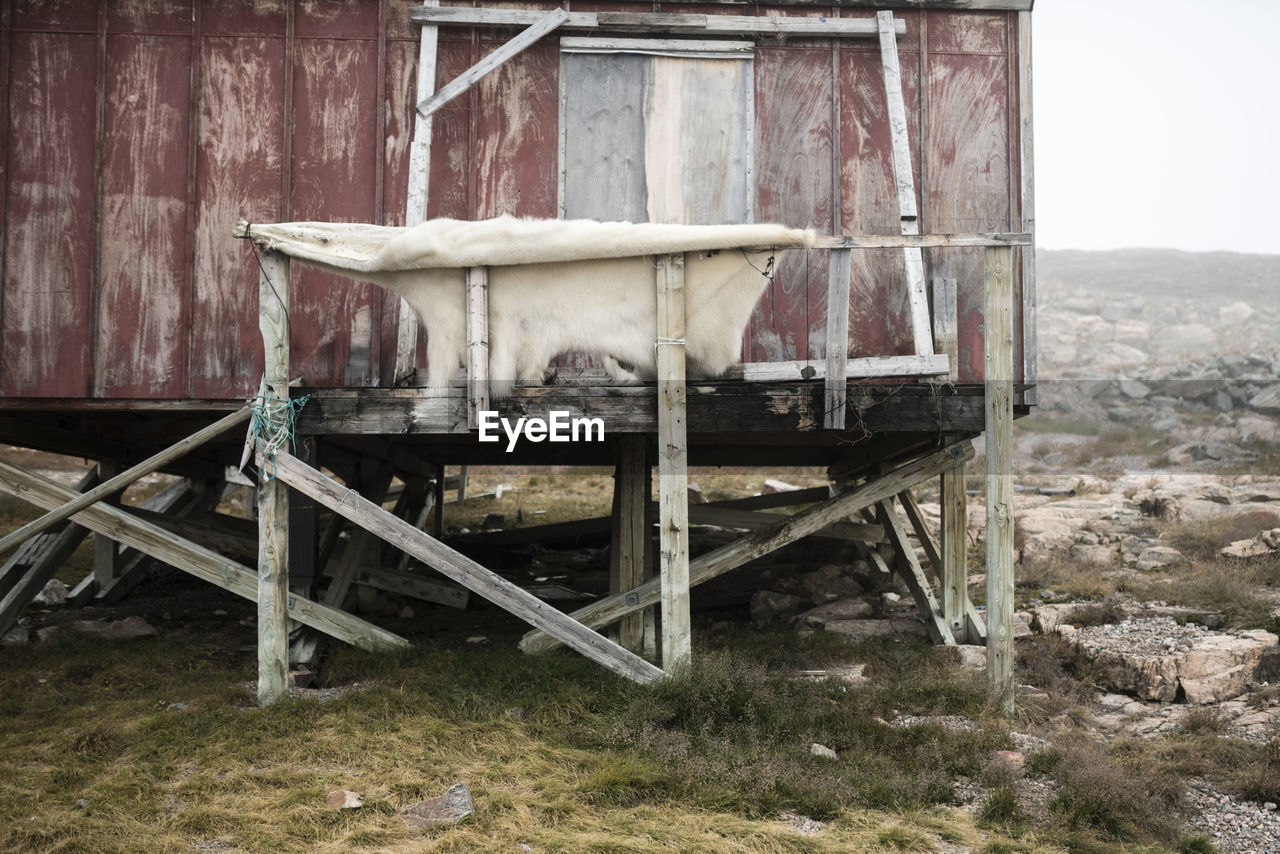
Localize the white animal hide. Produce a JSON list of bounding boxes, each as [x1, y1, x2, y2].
[[242, 216, 815, 396], [365, 250, 782, 396]]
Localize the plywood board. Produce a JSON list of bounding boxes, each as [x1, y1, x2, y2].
[[96, 34, 192, 398], [190, 35, 285, 399], [923, 50, 1010, 382], [838, 45, 923, 360], [289, 37, 382, 388], [753, 46, 832, 363], [1, 32, 97, 397]]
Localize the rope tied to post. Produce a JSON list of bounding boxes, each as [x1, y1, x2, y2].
[[250, 390, 310, 482]]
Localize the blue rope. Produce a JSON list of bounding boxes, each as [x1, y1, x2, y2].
[[250, 391, 310, 482]]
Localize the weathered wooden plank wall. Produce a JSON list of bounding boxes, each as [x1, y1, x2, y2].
[[0, 0, 1026, 401]]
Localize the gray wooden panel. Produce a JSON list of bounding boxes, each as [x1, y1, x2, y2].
[[561, 52, 648, 222], [648, 55, 753, 225], [561, 47, 753, 225]]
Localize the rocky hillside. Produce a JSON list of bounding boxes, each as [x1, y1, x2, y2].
[[1030, 249, 1280, 468]]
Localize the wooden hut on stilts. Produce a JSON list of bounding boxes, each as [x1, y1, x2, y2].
[[0, 0, 1034, 713]]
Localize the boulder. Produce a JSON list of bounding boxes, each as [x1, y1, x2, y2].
[[750, 591, 802, 623], [1221, 528, 1280, 559], [33, 579, 68, 607], [1250, 383, 1280, 414], [399, 782, 474, 830], [819, 618, 928, 642], [795, 598, 873, 628], [1070, 544, 1115, 566], [1180, 631, 1279, 704], [936, 644, 987, 669], [1136, 546, 1185, 571]]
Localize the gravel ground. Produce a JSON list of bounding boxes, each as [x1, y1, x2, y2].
[[1073, 615, 1211, 655], [1184, 780, 1280, 853]]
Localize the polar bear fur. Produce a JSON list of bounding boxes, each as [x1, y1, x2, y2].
[[244, 216, 815, 397], [363, 249, 781, 397]]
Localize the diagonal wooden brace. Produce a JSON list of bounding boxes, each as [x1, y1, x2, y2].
[[263, 446, 665, 685], [0, 457, 409, 653], [521, 441, 974, 655]]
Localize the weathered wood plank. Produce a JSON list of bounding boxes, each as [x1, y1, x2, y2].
[[932, 277, 959, 380], [656, 254, 691, 672], [0, 458, 410, 653], [815, 233, 1031, 248], [877, 499, 953, 644], [0, 468, 98, 636], [294, 382, 989, 436], [256, 248, 292, 706], [878, 11, 933, 358], [394, 0, 440, 386], [613, 435, 648, 652], [824, 249, 852, 429], [1018, 10, 1037, 405], [466, 266, 489, 429], [354, 563, 469, 610], [940, 463, 969, 642], [415, 8, 569, 119], [985, 245, 1015, 711], [560, 37, 752, 54], [741, 355, 949, 382], [0, 407, 251, 558], [410, 6, 904, 37], [691, 506, 882, 542], [267, 447, 664, 685], [521, 441, 974, 654]]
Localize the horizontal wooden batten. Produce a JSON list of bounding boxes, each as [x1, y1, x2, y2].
[[738, 355, 950, 382], [293, 383, 987, 437], [814, 233, 1033, 249], [535, 0, 1032, 8], [410, 6, 907, 38], [560, 37, 754, 56]]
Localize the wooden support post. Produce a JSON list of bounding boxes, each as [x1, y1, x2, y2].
[[323, 461, 393, 610], [0, 457, 411, 652], [984, 245, 1015, 713], [457, 465, 469, 503], [92, 461, 123, 590], [611, 435, 647, 652], [266, 448, 664, 685], [877, 499, 953, 645], [394, 0, 440, 385], [655, 253, 691, 673], [466, 266, 490, 428], [940, 463, 969, 643], [877, 10, 933, 358], [522, 441, 973, 655], [824, 248, 852, 429], [256, 248, 292, 706], [433, 464, 446, 538]]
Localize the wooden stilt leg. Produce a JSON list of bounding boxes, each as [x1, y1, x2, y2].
[[611, 435, 647, 653], [985, 245, 1016, 713], [655, 253, 691, 673], [256, 248, 292, 707], [940, 463, 970, 643]]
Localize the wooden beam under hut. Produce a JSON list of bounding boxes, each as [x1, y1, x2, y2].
[[521, 440, 974, 655], [0, 458, 410, 655]]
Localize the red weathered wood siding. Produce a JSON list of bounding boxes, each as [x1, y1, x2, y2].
[[0, 0, 1027, 400]]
